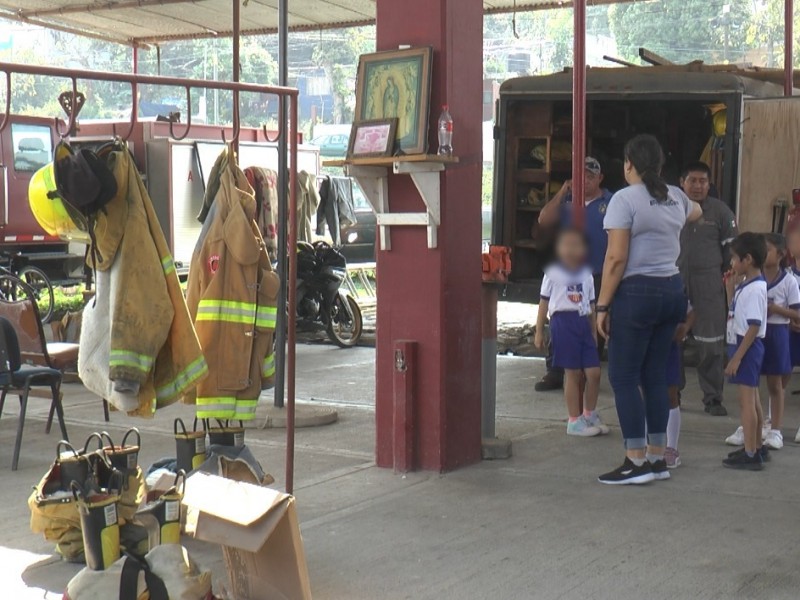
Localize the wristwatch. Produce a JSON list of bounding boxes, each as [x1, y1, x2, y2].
[[595, 305, 609, 313]]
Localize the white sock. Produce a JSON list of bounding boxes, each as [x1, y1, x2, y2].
[[667, 407, 681, 450]]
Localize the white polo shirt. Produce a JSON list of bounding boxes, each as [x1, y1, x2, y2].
[[540, 264, 595, 318], [766, 269, 800, 325], [726, 276, 767, 344]]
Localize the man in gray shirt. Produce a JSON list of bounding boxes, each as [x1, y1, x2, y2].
[[678, 162, 738, 417]]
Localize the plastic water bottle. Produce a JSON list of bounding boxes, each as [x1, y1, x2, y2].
[[437, 105, 453, 156]]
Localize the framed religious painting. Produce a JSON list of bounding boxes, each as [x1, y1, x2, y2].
[[347, 118, 398, 159], [354, 46, 433, 156]]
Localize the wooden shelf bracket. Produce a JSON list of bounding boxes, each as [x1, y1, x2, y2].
[[344, 160, 446, 250]]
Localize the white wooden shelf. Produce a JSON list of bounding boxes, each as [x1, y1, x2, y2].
[[324, 155, 458, 250]]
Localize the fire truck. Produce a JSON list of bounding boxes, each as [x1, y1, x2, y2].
[[492, 64, 800, 302], [0, 116, 319, 282]]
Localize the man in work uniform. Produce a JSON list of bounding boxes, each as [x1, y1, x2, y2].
[[535, 157, 613, 391], [679, 161, 738, 416]]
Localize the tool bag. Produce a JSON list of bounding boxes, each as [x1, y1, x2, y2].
[[174, 418, 207, 473]]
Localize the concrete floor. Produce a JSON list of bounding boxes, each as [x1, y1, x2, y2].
[[5, 344, 800, 599]]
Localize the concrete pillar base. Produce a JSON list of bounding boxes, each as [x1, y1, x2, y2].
[[481, 437, 512, 460], [251, 403, 339, 429]]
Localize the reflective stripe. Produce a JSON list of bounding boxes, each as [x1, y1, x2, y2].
[[262, 353, 276, 378], [109, 350, 154, 373], [196, 396, 237, 419], [196, 299, 277, 329], [162, 255, 176, 276], [694, 335, 725, 343], [233, 400, 258, 420], [156, 356, 209, 402]]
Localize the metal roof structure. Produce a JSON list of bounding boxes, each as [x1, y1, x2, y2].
[[0, 0, 630, 46]]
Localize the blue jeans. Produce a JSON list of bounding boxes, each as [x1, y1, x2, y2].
[[608, 275, 686, 450]]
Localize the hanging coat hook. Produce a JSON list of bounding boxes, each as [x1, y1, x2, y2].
[[262, 95, 282, 143], [55, 79, 85, 139], [116, 81, 138, 142], [0, 70, 10, 135], [222, 90, 242, 146], [167, 86, 192, 141]]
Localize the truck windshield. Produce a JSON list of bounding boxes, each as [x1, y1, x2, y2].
[[11, 124, 52, 173]]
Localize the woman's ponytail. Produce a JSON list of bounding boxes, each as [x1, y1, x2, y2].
[[624, 134, 669, 203], [641, 170, 669, 203]]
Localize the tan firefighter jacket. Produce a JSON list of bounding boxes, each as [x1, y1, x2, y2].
[[79, 144, 208, 416], [185, 148, 279, 420]]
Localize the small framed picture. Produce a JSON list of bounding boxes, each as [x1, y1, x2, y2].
[[347, 118, 398, 159]]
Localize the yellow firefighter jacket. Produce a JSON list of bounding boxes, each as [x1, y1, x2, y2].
[[185, 149, 280, 420], [79, 144, 208, 416]]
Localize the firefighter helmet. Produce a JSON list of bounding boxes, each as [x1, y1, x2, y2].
[[28, 143, 91, 243]]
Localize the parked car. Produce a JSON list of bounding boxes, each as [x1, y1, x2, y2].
[[311, 134, 349, 158], [340, 182, 376, 264]]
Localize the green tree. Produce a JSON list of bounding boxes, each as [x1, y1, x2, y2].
[[747, 0, 800, 67], [312, 26, 374, 123], [608, 0, 753, 64]]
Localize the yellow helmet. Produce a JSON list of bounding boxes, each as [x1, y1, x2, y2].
[[712, 109, 727, 137], [28, 144, 91, 243]]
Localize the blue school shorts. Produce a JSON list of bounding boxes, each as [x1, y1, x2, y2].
[[666, 341, 681, 387], [727, 336, 765, 387], [790, 330, 800, 367], [550, 311, 600, 370], [761, 324, 791, 375]]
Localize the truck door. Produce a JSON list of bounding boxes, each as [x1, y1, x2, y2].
[[737, 97, 800, 233]]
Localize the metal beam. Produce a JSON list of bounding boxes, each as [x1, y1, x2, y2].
[[20, 0, 204, 18], [785, 0, 794, 96], [572, 0, 586, 227], [273, 0, 289, 412], [232, 0, 240, 156]]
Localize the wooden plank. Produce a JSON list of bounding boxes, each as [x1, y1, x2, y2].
[[323, 155, 459, 168], [737, 98, 800, 233]]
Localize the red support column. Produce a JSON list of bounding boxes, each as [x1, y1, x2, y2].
[[375, 0, 483, 471], [572, 0, 587, 227]]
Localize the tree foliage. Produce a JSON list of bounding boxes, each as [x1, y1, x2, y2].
[[608, 0, 754, 64]]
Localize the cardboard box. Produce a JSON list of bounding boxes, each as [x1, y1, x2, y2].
[[182, 471, 312, 600]]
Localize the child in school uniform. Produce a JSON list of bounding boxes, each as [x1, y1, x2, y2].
[[787, 228, 800, 442], [665, 301, 694, 469], [723, 232, 768, 471], [535, 228, 608, 437], [725, 233, 800, 450]]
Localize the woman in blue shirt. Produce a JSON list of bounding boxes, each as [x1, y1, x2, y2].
[[595, 135, 702, 485]]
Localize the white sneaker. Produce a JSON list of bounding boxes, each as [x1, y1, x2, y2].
[[566, 416, 601, 437], [584, 412, 610, 435], [725, 426, 745, 446], [764, 429, 784, 450], [762, 419, 771, 442]]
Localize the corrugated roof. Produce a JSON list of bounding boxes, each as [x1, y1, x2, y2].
[[0, 0, 629, 46]]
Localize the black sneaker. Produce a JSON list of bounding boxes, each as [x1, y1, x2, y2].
[[704, 402, 728, 416], [598, 458, 655, 485], [534, 372, 563, 392], [727, 447, 771, 462], [650, 459, 671, 481], [722, 450, 764, 470]]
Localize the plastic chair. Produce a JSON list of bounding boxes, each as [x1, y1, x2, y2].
[[0, 296, 110, 432], [0, 317, 67, 470]]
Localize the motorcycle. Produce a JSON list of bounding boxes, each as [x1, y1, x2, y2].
[[295, 241, 363, 348]]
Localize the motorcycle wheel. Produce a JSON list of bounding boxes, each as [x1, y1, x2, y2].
[[326, 295, 363, 348]]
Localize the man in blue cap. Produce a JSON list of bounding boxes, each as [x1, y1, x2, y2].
[[535, 156, 613, 391]]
